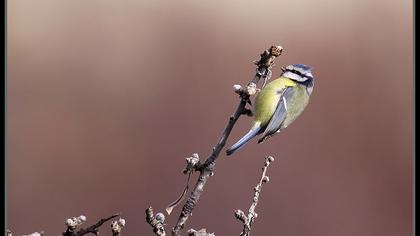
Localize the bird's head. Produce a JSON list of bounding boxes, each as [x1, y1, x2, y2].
[[281, 64, 315, 83]]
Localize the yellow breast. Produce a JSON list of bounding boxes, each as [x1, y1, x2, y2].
[[252, 77, 297, 127]]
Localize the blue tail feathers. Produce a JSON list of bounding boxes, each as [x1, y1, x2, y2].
[[226, 127, 261, 156]]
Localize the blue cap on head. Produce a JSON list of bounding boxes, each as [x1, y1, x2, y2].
[[283, 64, 315, 81], [293, 64, 312, 72]]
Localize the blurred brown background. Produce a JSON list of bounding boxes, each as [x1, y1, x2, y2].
[[7, 0, 413, 235]]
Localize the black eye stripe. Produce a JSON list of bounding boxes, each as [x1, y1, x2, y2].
[[287, 69, 313, 79]]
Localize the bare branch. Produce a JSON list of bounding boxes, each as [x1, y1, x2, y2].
[[169, 46, 283, 236], [235, 156, 275, 236]]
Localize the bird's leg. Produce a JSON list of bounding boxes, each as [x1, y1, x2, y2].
[[242, 108, 253, 117]]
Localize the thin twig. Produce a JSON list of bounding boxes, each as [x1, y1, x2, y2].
[[170, 46, 283, 236], [235, 156, 275, 236]]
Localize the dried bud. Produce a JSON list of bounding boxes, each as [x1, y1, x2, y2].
[[155, 213, 165, 223], [262, 176, 270, 183], [65, 219, 74, 226], [270, 45, 283, 57], [146, 207, 154, 219], [233, 84, 243, 93], [246, 82, 257, 95], [118, 218, 126, 226], [111, 222, 120, 233], [186, 154, 199, 165], [78, 215, 87, 222], [184, 153, 200, 174], [234, 209, 247, 222]]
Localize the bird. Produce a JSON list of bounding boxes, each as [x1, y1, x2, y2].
[[226, 64, 315, 156]]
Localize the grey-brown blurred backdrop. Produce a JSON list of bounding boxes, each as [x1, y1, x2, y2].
[[7, 0, 413, 235]]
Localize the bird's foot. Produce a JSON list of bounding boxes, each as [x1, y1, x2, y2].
[[242, 108, 253, 117]]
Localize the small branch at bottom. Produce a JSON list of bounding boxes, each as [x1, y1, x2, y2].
[[235, 156, 275, 236]]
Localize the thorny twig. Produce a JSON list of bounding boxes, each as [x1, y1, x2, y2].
[[235, 156, 275, 236], [143, 45, 282, 236], [62, 213, 120, 236]]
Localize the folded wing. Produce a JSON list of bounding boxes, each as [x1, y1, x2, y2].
[[258, 87, 294, 143]]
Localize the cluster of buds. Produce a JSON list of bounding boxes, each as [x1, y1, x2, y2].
[[111, 218, 126, 234], [233, 84, 259, 97], [184, 153, 200, 174], [65, 215, 87, 230]]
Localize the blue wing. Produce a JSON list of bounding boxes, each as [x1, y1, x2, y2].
[[257, 87, 294, 143]]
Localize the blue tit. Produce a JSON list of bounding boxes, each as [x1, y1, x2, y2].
[[226, 64, 315, 156]]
